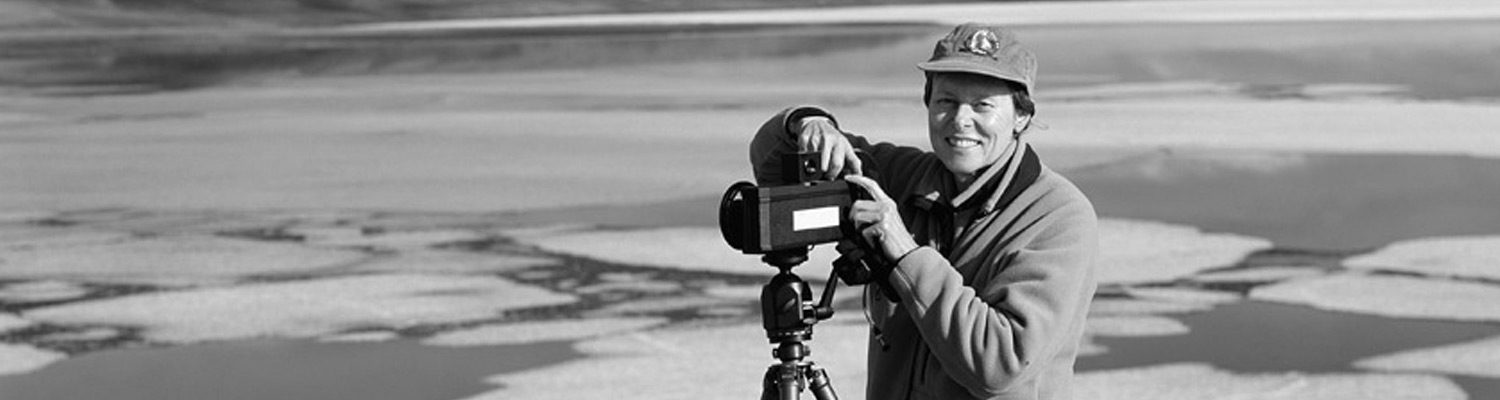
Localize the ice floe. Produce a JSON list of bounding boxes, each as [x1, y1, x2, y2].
[[37, 327, 120, 342], [1078, 336, 1109, 357], [320, 331, 401, 343], [0, 236, 370, 286], [348, 250, 554, 275], [0, 211, 54, 223], [424, 317, 668, 347], [297, 228, 485, 250], [1088, 298, 1216, 316], [0, 343, 66, 376], [1354, 335, 1500, 379], [1075, 362, 1465, 400], [471, 318, 869, 400], [1086, 315, 1190, 337], [1191, 266, 1327, 284], [583, 295, 748, 318], [23, 274, 575, 343], [514, 227, 841, 279], [1344, 235, 1500, 281], [1, 312, 31, 332], [703, 284, 761, 300], [574, 280, 683, 295], [1122, 287, 1242, 305], [0, 225, 131, 249], [0, 280, 90, 303], [1250, 273, 1500, 322], [1095, 219, 1273, 285]]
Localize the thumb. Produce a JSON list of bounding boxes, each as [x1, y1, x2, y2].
[[844, 175, 892, 204]]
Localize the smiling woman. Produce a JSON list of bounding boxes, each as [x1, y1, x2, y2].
[[749, 23, 1099, 400]]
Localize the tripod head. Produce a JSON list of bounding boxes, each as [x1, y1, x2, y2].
[[756, 248, 848, 400], [760, 248, 837, 345]]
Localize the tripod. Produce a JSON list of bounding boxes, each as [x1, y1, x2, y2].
[[758, 250, 842, 400]]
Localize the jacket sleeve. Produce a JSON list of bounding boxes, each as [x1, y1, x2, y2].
[[749, 106, 837, 185], [749, 106, 925, 187], [886, 198, 1098, 398]]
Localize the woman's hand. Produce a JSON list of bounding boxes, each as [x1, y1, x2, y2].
[[845, 175, 919, 262], [794, 117, 863, 179]]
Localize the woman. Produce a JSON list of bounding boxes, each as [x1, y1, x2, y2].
[[749, 23, 1099, 400]]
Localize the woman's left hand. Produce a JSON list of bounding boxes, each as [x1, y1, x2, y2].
[[844, 175, 920, 262]]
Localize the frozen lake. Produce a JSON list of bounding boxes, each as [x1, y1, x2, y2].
[[3, 5, 1500, 400]]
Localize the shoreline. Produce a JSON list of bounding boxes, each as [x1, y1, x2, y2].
[[296, 0, 1500, 36]]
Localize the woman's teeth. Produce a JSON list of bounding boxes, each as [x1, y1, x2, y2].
[[947, 138, 981, 148]]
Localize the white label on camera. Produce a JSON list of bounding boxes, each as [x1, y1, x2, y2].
[[793, 206, 840, 231]]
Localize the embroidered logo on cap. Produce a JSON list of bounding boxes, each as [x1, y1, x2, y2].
[[962, 30, 999, 56]]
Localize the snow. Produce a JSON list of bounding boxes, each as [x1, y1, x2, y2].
[[1192, 266, 1327, 284], [0, 226, 130, 249], [1, 312, 31, 332], [37, 327, 120, 342], [1086, 315, 1190, 337], [348, 250, 554, 275], [1075, 363, 1464, 400], [23, 275, 576, 344], [0, 344, 66, 377], [1250, 273, 1500, 322], [1096, 219, 1273, 285], [299, 228, 485, 250], [320, 331, 401, 343], [0, 280, 89, 303], [1122, 287, 1243, 305], [1089, 298, 1216, 316], [469, 319, 869, 400], [1354, 335, 1500, 379], [0, 236, 369, 286], [1344, 235, 1500, 281], [423, 317, 668, 346]]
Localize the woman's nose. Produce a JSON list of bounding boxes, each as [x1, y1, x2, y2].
[[954, 105, 976, 128]]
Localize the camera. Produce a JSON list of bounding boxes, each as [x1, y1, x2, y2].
[[719, 151, 892, 290], [719, 152, 864, 256]]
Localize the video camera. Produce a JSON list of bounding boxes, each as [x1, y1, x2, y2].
[[718, 151, 891, 288]]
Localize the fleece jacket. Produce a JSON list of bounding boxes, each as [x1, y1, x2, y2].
[[750, 106, 1099, 400]]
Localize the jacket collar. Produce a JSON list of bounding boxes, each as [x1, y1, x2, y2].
[[909, 143, 1040, 217]]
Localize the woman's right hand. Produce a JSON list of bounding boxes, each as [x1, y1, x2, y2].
[[794, 117, 863, 180]]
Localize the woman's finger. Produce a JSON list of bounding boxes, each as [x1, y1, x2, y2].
[[826, 137, 847, 179], [844, 175, 894, 205]]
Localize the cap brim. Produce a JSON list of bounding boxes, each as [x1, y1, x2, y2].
[[917, 59, 1030, 92]]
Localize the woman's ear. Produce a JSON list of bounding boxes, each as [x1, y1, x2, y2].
[[1015, 114, 1033, 134]]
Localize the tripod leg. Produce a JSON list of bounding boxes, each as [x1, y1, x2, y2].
[[762, 366, 777, 400], [806, 365, 839, 400], [762, 364, 803, 400]]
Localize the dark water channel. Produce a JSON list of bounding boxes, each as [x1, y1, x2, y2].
[[0, 339, 580, 400], [1079, 301, 1500, 398], [1069, 151, 1500, 251]]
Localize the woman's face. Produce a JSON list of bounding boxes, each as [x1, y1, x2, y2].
[[926, 73, 1031, 183]]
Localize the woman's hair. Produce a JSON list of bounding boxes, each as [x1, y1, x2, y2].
[[923, 72, 1036, 132]]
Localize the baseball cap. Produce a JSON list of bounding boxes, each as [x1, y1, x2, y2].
[[917, 23, 1036, 95]]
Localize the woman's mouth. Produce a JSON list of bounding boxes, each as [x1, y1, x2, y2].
[[946, 137, 982, 148]]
